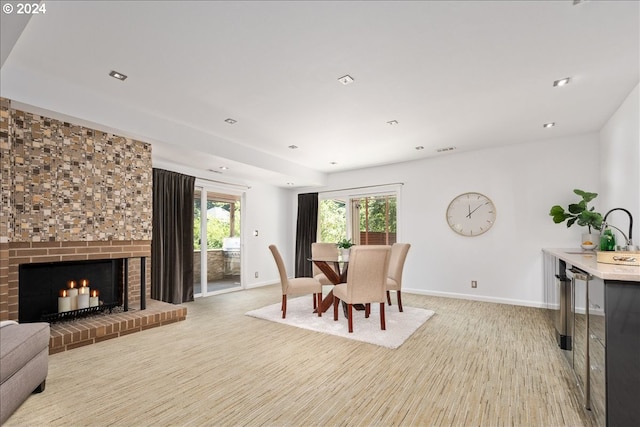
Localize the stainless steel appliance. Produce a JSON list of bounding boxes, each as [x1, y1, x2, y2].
[[555, 259, 572, 356], [222, 237, 241, 276], [567, 266, 593, 410]]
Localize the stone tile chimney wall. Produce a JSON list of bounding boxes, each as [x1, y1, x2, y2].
[[1, 97, 153, 321]]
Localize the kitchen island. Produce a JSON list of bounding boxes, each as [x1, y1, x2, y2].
[[543, 248, 639, 282], [543, 248, 639, 427]]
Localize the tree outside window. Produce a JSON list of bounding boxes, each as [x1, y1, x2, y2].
[[194, 200, 240, 250]]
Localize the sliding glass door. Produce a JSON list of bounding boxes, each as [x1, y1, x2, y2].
[[193, 187, 242, 297]]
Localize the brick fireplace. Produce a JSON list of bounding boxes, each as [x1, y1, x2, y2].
[[8, 240, 150, 321], [1, 97, 187, 352]]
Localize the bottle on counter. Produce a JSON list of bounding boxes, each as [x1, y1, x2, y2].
[[600, 228, 616, 251]]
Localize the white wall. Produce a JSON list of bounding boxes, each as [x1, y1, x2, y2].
[[297, 133, 600, 307], [242, 182, 294, 288], [599, 83, 640, 247]]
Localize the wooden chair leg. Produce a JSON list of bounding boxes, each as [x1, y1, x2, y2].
[[333, 296, 339, 321], [365, 303, 370, 318], [282, 295, 287, 319], [380, 302, 386, 330], [317, 293, 322, 317], [313, 293, 317, 310], [386, 290, 392, 306], [397, 291, 403, 312], [347, 304, 353, 333]]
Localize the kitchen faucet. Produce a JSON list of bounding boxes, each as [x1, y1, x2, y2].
[[602, 208, 637, 251]]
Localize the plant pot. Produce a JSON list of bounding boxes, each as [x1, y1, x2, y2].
[[581, 233, 599, 250], [339, 248, 350, 261]]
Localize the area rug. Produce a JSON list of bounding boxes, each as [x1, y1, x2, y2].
[[246, 296, 435, 349]]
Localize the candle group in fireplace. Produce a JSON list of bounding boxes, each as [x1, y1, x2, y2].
[[58, 279, 99, 313]]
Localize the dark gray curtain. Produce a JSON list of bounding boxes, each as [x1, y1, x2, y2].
[[151, 168, 195, 304], [295, 192, 318, 278]]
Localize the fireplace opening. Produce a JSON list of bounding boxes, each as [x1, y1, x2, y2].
[[19, 259, 124, 323]]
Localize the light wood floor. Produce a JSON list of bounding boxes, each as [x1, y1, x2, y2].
[[6, 285, 594, 427]]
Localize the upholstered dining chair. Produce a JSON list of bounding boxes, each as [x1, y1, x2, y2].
[[386, 243, 411, 312], [269, 245, 323, 319], [311, 242, 338, 286], [333, 245, 391, 333]]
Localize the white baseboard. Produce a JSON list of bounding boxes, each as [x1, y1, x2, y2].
[[243, 283, 546, 309], [244, 281, 277, 290], [403, 287, 546, 309]]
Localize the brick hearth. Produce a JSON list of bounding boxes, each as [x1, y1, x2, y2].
[[49, 300, 186, 354]]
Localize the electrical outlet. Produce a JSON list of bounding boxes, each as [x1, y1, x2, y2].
[[255, 271, 259, 278], [471, 280, 477, 288]]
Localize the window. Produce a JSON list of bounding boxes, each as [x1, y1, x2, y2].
[[318, 198, 347, 243], [318, 185, 400, 245], [352, 195, 397, 245]]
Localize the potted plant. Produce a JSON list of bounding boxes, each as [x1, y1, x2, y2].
[[337, 238, 354, 261], [549, 189, 603, 250]]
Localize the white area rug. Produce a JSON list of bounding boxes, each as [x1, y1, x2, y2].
[[246, 296, 435, 349]]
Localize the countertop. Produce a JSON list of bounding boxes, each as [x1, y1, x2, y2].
[[543, 248, 640, 282]]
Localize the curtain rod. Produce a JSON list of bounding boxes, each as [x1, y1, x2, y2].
[[196, 177, 251, 190], [318, 182, 403, 194]]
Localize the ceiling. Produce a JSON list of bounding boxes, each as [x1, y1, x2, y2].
[[1, 1, 638, 187]]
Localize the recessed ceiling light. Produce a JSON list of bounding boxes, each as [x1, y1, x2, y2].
[[219, 166, 229, 171], [206, 168, 222, 174], [330, 161, 337, 165], [543, 122, 556, 128], [415, 146, 425, 150], [224, 118, 237, 124], [288, 145, 298, 149], [387, 120, 399, 125], [338, 75, 354, 85], [109, 70, 127, 81], [553, 77, 571, 87], [286, 182, 295, 186], [436, 146, 456, 153]]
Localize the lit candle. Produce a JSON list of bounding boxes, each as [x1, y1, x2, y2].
[[89, 290, 99, 307], [77, 293, 90, 309], [67, 280, 78, 310], [58, 289, 71, 313], [79, 279, 90, 296]]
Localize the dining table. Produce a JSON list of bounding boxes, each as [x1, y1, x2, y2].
[[308, 255, 349, 314]]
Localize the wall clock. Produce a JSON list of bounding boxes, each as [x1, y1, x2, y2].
[[446, 192, 496, 237]]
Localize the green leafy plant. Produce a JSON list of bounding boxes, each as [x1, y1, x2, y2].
[[549, 189, 603, 233], [337, 238, 354, 249]]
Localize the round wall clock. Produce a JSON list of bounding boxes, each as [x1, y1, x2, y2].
[[446, 192, 496, 236]]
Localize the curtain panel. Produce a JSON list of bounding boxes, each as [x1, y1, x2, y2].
[[295, 192, 318, 278], [151, 168, 195, 304]]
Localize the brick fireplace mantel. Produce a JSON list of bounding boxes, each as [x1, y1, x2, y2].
[[3, 240, 151, 321]]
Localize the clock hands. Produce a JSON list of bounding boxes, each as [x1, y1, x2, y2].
[[466, 202, 486, 218]]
